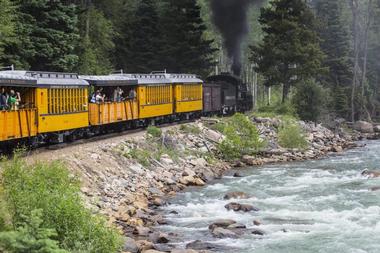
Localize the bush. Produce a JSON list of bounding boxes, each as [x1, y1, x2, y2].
[[146, 126, 162, 138], [218, 113, 266, 160], [0, 156, 122, 252], [257, 100, 296, 117], [278, 121, 308, 149], [292, 80, 326, 122], [0, 209, 68, 253]]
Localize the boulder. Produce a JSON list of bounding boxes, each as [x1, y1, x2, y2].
[[204, 129, 223, 143], [133, 226, 151, 236], [223, 191, 249, 200], [186, 240, 217, 251], [211, 227, 238, 238], [251, 229, 265, 236], [124, 237, 139, 253], [224, 203, 259, 212], [331, 146, 343, 153], [253, 220, 261, 226], [208, 219, 236, 230], [375, 125, 380, 133], [241, 155, 256, 166], [354, 121, 374, 133], [227, 223, 246, 229], [370, 186, 380, 191], [171, 249, 198, 253], [362, 170, 380, 178], [148, 232, 169, 244], [233, 172, 244, 178], [136, 240, 154, 252]]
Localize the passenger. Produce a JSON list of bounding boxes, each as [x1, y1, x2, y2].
[[0, 88, 8, 110], [8, 90, 21, 110], [95, 90, 105, 103], [128, 89, 137, 99], [113, 87, 124, 102], [90, 92, 96, 103]]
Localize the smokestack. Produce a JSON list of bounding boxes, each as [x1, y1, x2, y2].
[[210, 0, 254, 76]]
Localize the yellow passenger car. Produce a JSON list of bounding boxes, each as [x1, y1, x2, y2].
[[170, 74, 203, 114], [30, 72, 89, 136], [82, 75, 139, 126], [0, 72, 38, 142], [131, 74, 173, 119]]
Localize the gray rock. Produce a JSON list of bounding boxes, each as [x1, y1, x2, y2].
[[354, 121, 374, 133], [208, 219, 236, 230], [186, 240, 217, 251], [124, 237, 139, 253], [224, 202, 259, 212], [251, 229, 265, 236], [171, 249, 199, 253], [374, 125, 380, 133], [211, 227, 238, 238], [149, 232, 170, 244]]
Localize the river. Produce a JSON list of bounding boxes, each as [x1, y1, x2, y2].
[[158, 141, 380, 253]]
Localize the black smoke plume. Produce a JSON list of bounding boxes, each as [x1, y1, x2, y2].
[[210, 0, 253, 76]]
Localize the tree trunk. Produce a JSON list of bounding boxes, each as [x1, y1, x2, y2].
[[350, 0, 360, 122], [282, 83, 290, 103], [360, 0, 373, 121]]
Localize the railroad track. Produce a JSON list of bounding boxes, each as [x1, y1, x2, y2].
[[26, 119, 196, 157]]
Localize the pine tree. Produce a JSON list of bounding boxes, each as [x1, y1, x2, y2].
[[4, 0, 79, 71], [0, 0, 15, 64], [159, 0, 215, 75], [77, 4, 115, 74], [251, 0, 325, 102], [121, 0, 163, 73]]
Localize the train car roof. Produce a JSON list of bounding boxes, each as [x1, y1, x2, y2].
[[113, 74, 171, 85], [80, 75, 138, 86], [0, 71, 89, 87], [0, 72, 37, 87], [165, 74, 203, 84], [113, 73, 203, 85]]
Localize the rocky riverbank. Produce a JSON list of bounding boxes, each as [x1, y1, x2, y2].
[[29, 116, 379, 253]]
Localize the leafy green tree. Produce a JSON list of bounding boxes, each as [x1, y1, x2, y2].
[[159, 0, 216, 75], [251, 0, 325, 102], [0, 209, 68, 253], [292, 80, 325, 122]]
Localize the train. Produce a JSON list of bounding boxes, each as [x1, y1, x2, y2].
[[0, 70, 253, 150]]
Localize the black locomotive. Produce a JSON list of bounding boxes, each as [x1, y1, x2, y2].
[[203, 72, 253, 115]]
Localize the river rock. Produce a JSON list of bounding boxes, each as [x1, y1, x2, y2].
[[142, 250, 165, 253], [133, 226, 151, 236], [362, 170, 380, 178], [124, 237, 139, 253], [233, 172, 244, 177], [186, 240, 217, 251], [171, 249, 198, 253], [370, 186, 380, 191], [204, 129, 223, 143], [227, 223, 246, 229], [211, 227, 238, 238], [208, 219, 236, 230], [253, 220, 261, 226], [224, 202, 259, 212], [136, 240, 154, 251], [241, 155, 257, 165], [149, 232, 170, 244], [374, 125, 380, 133], [223, 191, 249, 200], [354, 121, 374, 133], [251, 229, 265, 236], [331, 146, 343, 153]]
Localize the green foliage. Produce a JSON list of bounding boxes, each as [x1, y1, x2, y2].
[[0, 0, 15, 60], [218, 113, 265, 160], [292, 80, 326, 122], [77, 6, 115, 74], [251, 0, 325, 101], [147, 126, 162, 138], [0, 209, 68, 253], [158, 0, 216, 75], [0, 156, 122, 252], [128, 148, 151, 167], [278, 121, 308, 150], [180, 124, 201, 135], [257, 101, 296, 118]]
